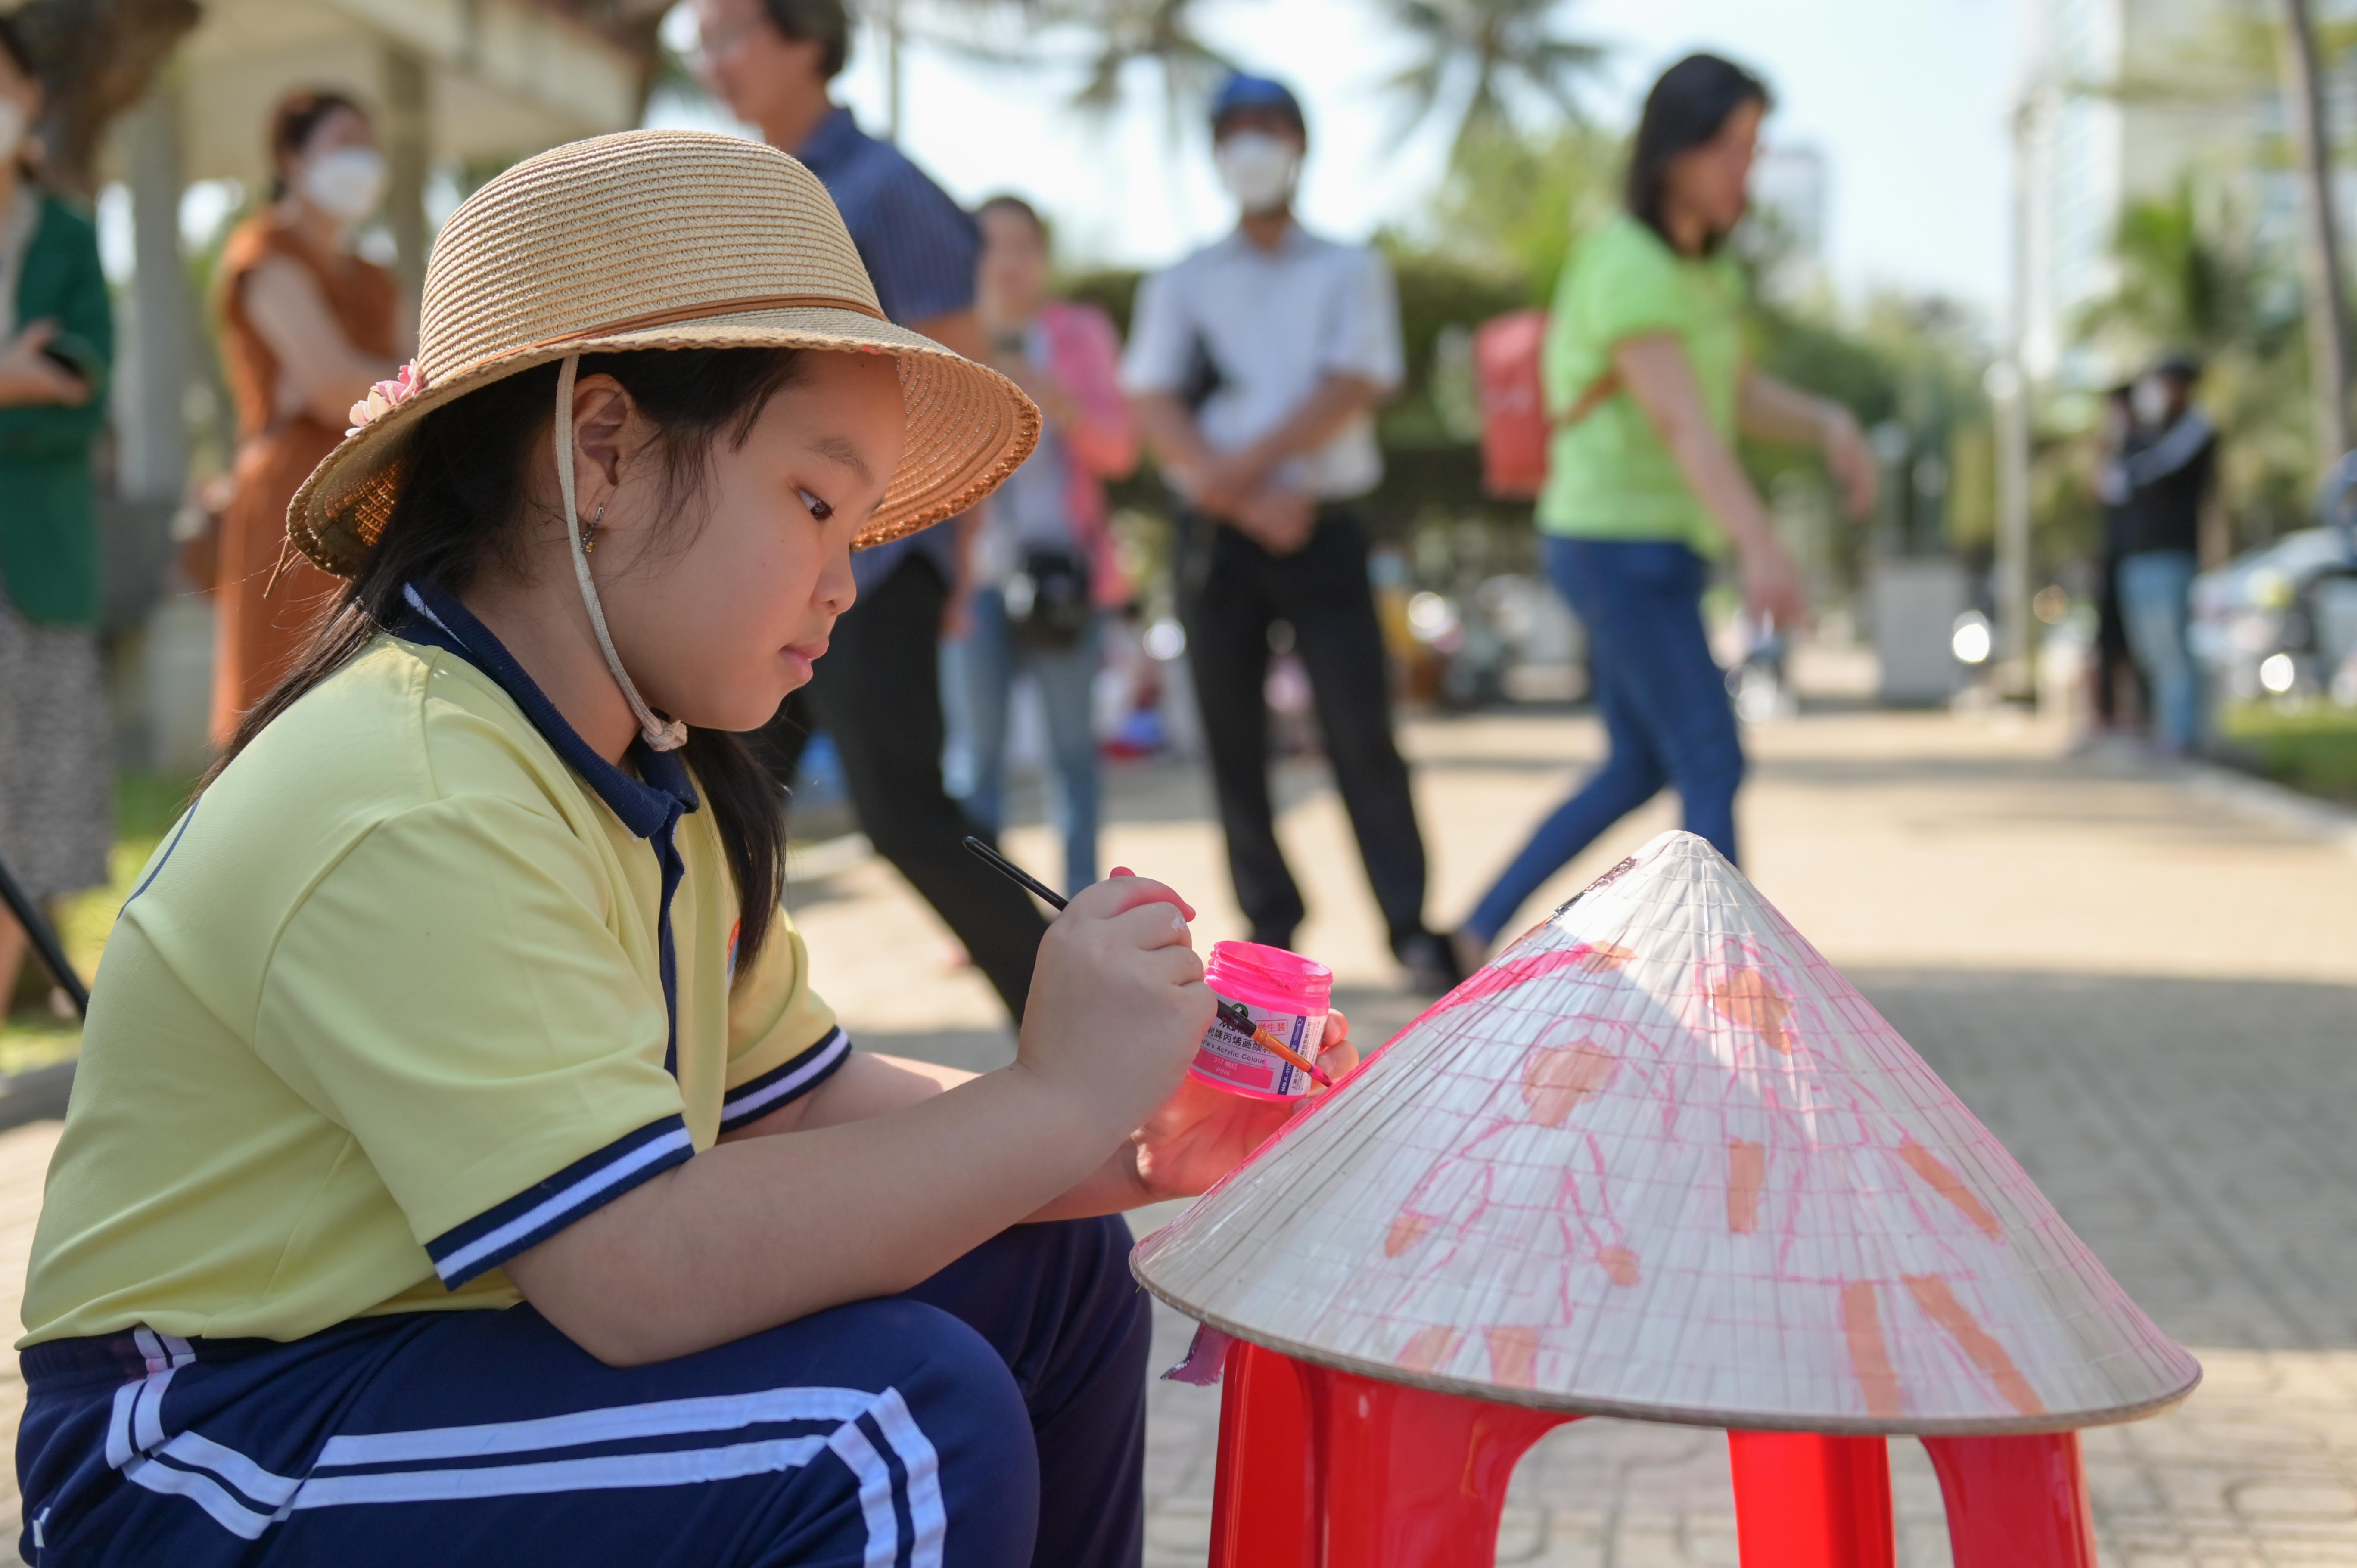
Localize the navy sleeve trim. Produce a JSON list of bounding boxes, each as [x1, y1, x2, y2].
[[719, 1027, 852, 1133], [425, 1115, 694, 1288]]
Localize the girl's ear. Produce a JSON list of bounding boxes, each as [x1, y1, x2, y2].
[[569, 373, 638, 498]]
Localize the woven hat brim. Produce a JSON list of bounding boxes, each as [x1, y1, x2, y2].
[[288, 306, 1041, 578]]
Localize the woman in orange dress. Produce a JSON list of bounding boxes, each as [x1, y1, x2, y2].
[[210, 90, 407, 742]]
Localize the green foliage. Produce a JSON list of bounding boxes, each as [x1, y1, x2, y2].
[[1382, 0, 1608, 165], [1380, 248, 1528, 448], [1414, 119, 1621, 301], [2217, 699, 2357, 801]]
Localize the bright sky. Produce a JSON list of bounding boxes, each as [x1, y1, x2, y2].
[[670, 0, 2021, 316]]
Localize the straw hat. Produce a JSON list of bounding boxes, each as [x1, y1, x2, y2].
[[1135, 830, 2201, 1436], [287, 128, 1040, 577]]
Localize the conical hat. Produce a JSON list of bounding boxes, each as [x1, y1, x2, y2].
[[1134, 831, 2200, 1434]]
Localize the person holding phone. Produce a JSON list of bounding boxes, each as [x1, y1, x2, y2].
[[0, 16, 114, 1019]]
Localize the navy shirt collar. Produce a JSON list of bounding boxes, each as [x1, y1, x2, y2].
[[794, 105, 866, 178], [392, 581, 697, 839]]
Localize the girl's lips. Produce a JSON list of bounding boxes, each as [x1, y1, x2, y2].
[[781, 640, 828, 683]]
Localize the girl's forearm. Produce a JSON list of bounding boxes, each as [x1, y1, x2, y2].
[[1025, 1144, 1151, 1222], [507, 1065, 1116, 1366]]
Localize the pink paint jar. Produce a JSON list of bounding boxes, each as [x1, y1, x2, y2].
[[1190, 940, 1333, 1100]]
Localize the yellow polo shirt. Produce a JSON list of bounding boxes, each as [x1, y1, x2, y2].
[[20, 585, 846, 1348]]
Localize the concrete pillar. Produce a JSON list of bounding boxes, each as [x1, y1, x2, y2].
[[380, 43, 430, 316], [112, 86, 216, 775], [117, 88, 189, 505]]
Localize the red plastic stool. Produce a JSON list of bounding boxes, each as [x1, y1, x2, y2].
[[1206, 1341, 2098, 1568]]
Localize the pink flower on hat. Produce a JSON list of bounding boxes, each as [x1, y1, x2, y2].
[[346, 361, 426, 436]]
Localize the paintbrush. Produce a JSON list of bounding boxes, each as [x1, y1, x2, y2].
[[963, 835, 1069, 910], [1214, 999, 1334, 1089], [962, 837, 1333, 1090]]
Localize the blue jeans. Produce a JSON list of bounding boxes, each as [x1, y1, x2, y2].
[[2116, 549, 2200, 752], [1465, 537, 1744, 942], [945, 587, 1102, 888]]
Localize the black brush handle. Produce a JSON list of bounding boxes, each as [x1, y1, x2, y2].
[[961, 836, 1069, 911]]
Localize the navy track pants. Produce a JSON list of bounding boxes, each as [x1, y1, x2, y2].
[[16, 1216, 1150, 1568]]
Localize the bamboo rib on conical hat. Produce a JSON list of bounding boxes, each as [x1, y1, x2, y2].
[[1134, 830, 2200, 1435]]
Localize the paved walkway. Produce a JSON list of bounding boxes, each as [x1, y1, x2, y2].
[[0, 702, 2352, 1563]]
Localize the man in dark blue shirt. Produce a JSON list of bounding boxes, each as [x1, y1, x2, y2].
[[693, 0, 1050, 1022]]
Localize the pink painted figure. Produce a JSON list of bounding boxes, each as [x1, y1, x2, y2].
[[1135, 831, 2198, 1434]]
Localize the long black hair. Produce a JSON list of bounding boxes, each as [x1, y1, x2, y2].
[[203, 346, 811, 977], [1625, 53, 1771, 256]]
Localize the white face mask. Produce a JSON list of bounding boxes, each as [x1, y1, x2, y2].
[[1216, 131, 1299, 215], [302, 147, 387, 222], [0, 99, 26, 166], [2132, 374, 2173, 428]]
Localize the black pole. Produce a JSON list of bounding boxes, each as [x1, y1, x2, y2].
[[0, 849, 89, 1020]]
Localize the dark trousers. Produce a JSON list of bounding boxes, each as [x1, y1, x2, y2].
[[752, 555, 1048, 1021], [1464, 537, 1744, 941], [18, 1217, 1152, 1568], [1175, 508, 1431, 955]]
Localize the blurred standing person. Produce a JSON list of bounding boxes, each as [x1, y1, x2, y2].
[[1126, 73, 1461, 993], [211, 91, 404, 744], [951, 195, 1136, 889], [1451, 55, 1874, 965], [0, 17, 112, 1011], [2114, 354, 2214, 757], [2087, 383, 2146, 740], [691, 0, 1051, 1021]]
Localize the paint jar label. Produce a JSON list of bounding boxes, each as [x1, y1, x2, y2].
[[1189, 991, 1326, 1100]]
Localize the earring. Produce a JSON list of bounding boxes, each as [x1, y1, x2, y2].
[[583, 499, 608, 555]]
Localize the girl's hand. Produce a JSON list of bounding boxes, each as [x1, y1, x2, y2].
[[1127, 1010, 1357, 1202], [1016, 872, 1213, 1140]]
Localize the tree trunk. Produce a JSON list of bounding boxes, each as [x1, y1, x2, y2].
[[11, 0, 202, 199], [2276, 0, 2354, 468]]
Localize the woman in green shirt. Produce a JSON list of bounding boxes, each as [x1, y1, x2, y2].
[[0, 17, 114, 1014], [1456, 54, 1874, 959]]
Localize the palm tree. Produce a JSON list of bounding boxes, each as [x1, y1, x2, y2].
[[9, 0, 200, 196], [923, 0, 1228, 133], [2272, 0, 2351, 468], [1381, 0, 1605, 166], [1053, 0, 1229, 121]]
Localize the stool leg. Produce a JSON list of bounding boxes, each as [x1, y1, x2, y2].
[[1922, 1432, 2097, 1568], [1297, 1361, 1576, 1568], [1208, 1341, 1316, 1568], [1727, 1430, 1896, 1568]]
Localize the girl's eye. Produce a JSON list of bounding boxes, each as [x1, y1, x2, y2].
[[798, 488, 833, 522]]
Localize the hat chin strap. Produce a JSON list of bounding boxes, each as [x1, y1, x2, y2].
[[556, 354, 688, 753]]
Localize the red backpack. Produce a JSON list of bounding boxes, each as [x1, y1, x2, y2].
[[1473, 309, 1617, 501]]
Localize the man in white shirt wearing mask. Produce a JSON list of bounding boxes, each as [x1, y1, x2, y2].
[[1125, 72, 1460, 994]]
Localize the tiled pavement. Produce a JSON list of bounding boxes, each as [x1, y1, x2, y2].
[[0, 703, 2351, 1563]]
